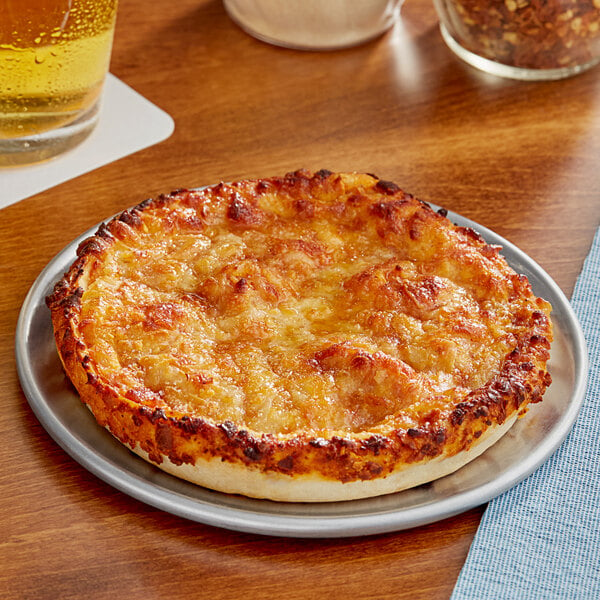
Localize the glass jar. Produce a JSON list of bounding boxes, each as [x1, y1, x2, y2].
[[223, 0, 402, 51], [433, 0, 600, 80]]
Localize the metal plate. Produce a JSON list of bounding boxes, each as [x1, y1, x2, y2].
[[15, 207, 588, 538]]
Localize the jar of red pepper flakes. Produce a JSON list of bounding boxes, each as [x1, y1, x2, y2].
[[433, 0, 600, 79]]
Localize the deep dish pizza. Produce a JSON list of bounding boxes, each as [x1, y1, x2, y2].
[[46, 170, 553, 502]]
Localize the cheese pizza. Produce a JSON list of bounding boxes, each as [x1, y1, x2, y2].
[[46, 170, 553, 501]]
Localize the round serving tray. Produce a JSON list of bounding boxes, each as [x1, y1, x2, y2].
[[15, 206, 588, 538]]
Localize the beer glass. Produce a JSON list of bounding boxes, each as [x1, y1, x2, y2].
[[0, 0, 118, 166]]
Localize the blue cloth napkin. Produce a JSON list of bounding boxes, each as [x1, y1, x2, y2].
[[451, 228, 600, 600]]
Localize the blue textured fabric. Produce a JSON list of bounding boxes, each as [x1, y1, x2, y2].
[[451, 228, 600, 600]]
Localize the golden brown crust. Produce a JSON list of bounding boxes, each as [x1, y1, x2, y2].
[[46, 170, 553, 501]]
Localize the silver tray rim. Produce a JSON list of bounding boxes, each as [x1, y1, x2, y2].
[[15, 203, 588, 538]]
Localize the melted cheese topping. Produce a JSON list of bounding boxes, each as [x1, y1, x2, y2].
[[80, 173, 538, 436]]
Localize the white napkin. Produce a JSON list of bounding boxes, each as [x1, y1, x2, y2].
[[0, 75, 174, 210]]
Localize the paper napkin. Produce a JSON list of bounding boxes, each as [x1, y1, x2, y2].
[[0, 75, 174, 210]]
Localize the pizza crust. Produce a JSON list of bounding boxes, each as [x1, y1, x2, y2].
[[130, 413, 518, 502]]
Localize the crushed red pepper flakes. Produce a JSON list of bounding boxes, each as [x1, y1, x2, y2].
[[436, 0, 600, 70]]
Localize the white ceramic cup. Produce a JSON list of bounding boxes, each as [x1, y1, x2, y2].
[[223, 0, 402, 50]]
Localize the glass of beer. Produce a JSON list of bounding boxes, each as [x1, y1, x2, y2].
[[0, 0, 118, 166]]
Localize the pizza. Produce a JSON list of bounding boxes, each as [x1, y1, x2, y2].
[[46, 170, 553, 502]]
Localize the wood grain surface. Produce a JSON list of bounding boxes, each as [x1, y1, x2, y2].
[[1, 1, 599, 598]]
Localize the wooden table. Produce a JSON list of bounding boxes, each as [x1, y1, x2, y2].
[[2, 1, 599, 598]]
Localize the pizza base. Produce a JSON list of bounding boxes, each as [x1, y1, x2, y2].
[[129, 414, 517, 502]]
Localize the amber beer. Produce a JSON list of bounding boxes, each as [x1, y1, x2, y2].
[[0, 0, 117, 148]]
